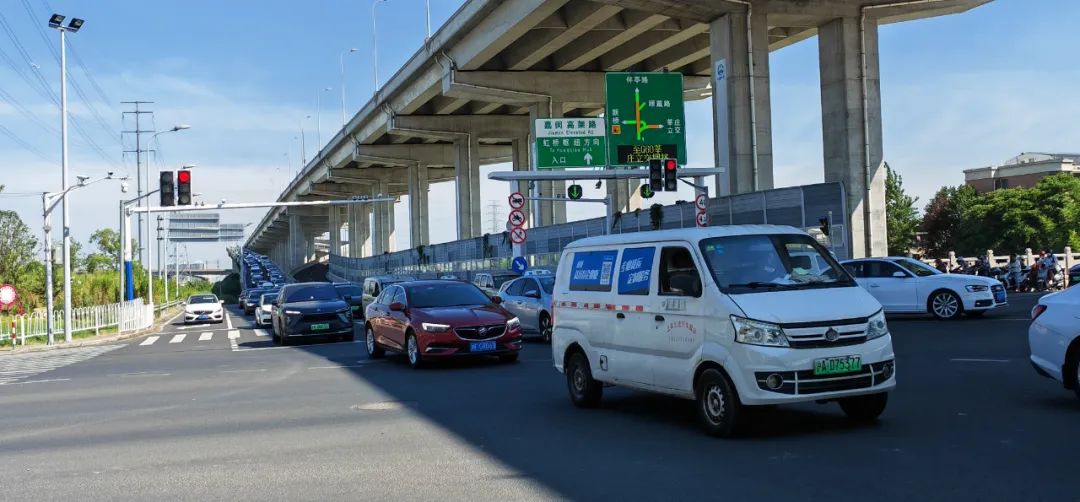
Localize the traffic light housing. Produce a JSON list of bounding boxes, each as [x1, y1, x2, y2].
[[663, 158, 678, 192], [819, 216, 830, 236], [648, 159, 663, 192], [177, 169, 192, 205], [159, 171, 175, 206]]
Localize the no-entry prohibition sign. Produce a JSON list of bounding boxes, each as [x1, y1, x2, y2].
[[508, 209, 526, 227], [510, 227, 528, 244], [0, 284, 16, 307]]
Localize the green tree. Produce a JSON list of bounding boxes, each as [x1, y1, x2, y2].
[[884, 164, 920, 256], [0, 206, 38, 285], [921, 185, 978, 256], [85, 228, 121, 272]]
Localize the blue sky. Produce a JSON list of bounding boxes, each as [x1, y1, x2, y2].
[[1, 0, 1077, 266]]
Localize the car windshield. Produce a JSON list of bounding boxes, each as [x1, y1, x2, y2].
[[893, 258, 940, 277], [246, 289, 268, 299], [539, 277, 555, 294], [699, 234, 854, 293], [335, 285, 363, 297], [285, 284, 340, 302], [408, 283, 492, 308], [189, 295, 217, 304]]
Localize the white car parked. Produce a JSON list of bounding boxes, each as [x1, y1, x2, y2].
[[1029, 286, 1080, 401], [841, 257, 1006, 320]]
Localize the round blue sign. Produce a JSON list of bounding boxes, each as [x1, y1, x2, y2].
[[511, 256, 529, 274]]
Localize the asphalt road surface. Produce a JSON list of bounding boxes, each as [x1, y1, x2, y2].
[[1, 294, 1076, 501]]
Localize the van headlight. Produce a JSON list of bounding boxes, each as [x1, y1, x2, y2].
[[866, 310, 889, 340], [730, 316, 788, 347]]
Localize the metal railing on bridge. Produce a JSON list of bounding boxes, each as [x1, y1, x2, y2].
[[329, 182, 849, 282]]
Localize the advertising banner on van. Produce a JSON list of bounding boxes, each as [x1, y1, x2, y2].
[[569, 250, 618, 292], [618, 247, 655, 295]]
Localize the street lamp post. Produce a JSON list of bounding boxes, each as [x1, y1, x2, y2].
[[372, 0, 389, 92], [340, 48, 359, 129], [315, 87, 331, 153], [144, 127, 191, 306], [43, 173, 126, 344], [48, 13, 83, 346]]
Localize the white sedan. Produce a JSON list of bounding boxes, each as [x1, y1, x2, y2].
[[1029, 286, 1080, 401], [841, 257, 1006, 319], [183, 294, 224, 324]]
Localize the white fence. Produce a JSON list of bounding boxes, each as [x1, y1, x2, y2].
[[3, 299, 154, 346]]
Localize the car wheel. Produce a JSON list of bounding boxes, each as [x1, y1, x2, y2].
[[838, 392, 888, 422], [929, 290, 963, 320], [366, 326, 385, 359], [565, 351, 602, 408], [696, 368, 742, 437], [406, 331, 423, 369], [538, 313, 552, 343], [499, 353, 519, 363]]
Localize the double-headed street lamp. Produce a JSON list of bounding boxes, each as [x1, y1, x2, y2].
[[43, 173, 127, 345], [315, 87, 331, 152], [340, 48, 359, 129]]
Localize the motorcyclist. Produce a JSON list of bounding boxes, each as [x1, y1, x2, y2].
[[1008, 254, 1023, 290], [1043, 249, 1060, 289], [976, 255, 991, 276]]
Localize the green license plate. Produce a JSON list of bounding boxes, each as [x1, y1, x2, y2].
[[351, 305, 360, 311], [310, 323, 330, 331], [813, 355, 862, 376]]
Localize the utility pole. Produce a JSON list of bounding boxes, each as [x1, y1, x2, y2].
[[121, 101, 154, 265], [486, 200, 502, 234]]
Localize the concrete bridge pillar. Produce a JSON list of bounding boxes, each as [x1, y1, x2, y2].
[[511, 137, 532, 227], [818, 16, 886, 258], [348, 203, 372, 258], [530, 101, 566, 227], [709, 8, 774, 196], [408, 162, 430, 247], [328, 206, 342, 257], [372, 182, 395, 254], [454, 137, 482, 240], [607, 179, 641, 215], [288, 213, 304, 270]]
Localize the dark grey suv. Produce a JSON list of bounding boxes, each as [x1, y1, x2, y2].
[[272, 282, 354, 345]]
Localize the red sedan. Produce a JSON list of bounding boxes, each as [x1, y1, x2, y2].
[[363, 280, 523, 368]]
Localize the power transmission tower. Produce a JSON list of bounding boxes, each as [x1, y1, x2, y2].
[[121, 101, 154, 264], [486, 200, 502, 234]]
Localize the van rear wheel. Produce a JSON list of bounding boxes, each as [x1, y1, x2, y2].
[[566, 352, 602, 408], [696, 369, 742, 438], [838, 392, 888, 422]]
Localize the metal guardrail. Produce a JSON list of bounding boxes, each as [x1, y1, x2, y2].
[[154, 300, 184, 314], [2, 299, 154, 346]]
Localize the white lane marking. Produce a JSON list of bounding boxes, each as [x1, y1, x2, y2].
[[3, 378, 71, 385], [226, 311, 234, 330], [951, 358, 1011, 363], [112, 372, 171, 377], [199, 332, 214, 341], [227, 330, 240, 339], [254, 329, 270, 337], [220, 368, 267, 373], [140, 336, 160, 346], [169, 334, 187, 344], [177, 325, 191, 330], [0, 345, 121, 385]]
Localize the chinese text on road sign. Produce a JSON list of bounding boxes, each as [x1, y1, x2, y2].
[[605, 72, 686, 166], [535, 118, 607, 169]]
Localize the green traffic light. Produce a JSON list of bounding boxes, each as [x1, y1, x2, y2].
[[567, 184, 583, 200]]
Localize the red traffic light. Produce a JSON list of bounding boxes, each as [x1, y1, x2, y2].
[[664, 159, 677, 171], [177, 170, 191, 183]]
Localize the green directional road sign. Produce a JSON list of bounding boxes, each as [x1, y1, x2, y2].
[[605, 72, 686, 166], [535, 118, 607, 169], [639, 183, 655, 199], [567, 184, 583, 200]]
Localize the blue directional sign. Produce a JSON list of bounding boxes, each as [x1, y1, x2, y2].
[[511, 256, 529, 274]]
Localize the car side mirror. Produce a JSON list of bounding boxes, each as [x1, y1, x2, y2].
[[524, 290, 540, 299], [893, 271, 907, 278], [491, 296, 503, 305], [389, 302, 406, 312], [219, 300, 225, 304], [181, 301, 187, 306]]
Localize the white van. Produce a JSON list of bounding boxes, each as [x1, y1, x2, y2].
[[551, 225, 895, 437]]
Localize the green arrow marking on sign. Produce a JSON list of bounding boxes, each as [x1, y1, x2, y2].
[[605, 72, 686, 166], [567, 184, 583, 200], [534, 118, 607, 169]]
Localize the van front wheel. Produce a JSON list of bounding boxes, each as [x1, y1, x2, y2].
[[566, 352, 602, 408], [838, 392, 888, 422], [696, 369, 742, 437]]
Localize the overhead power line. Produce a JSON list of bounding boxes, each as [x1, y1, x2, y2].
[[0, 123, 52, 162]]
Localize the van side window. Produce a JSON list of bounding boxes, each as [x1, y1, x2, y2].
[[617, 247, 655, 295], [659, 247, 702, 297], [568, 250, 619, 292]]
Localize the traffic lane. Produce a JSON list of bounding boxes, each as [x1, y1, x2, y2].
[[286, 316, 1075, 499]]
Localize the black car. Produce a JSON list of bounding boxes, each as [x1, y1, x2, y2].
[[1070, 264, 1080, 288], [333, 282, 364, 317], [243, 287, 272, 314], [272, 282, 354, 345]]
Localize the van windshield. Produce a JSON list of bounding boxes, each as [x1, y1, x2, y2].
[[699, 234, 854, 293]]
